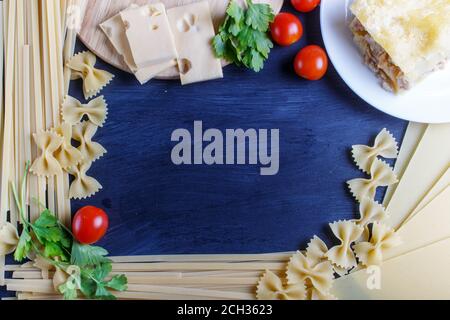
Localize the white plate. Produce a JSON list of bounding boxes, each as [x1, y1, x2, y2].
[[320, 0, 450, 124]]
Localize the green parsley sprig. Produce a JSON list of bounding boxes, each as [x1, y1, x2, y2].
[[213, 0, 275, 72], [10, 162, 127, 300]]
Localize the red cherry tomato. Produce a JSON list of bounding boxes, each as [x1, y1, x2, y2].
[[72, 206, 109, 245], [291, 0, 321, 13], [294, 45, 328, 80], [270, 13, 303, 46]]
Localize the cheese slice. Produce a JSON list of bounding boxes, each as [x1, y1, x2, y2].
[[384, 186, 450, 261], [385, 124, 450, 229], [100, 8, 176, 84], [383, 123, 427, 206], [167, 1, 223, 85], [333, 238, 450, 300], [134, 59, 176, 84], [120, 3, 178, 69], [100, 5, 138, 71]]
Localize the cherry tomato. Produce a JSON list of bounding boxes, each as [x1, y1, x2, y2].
[[270, 13, 303, 46], [294, 45, 328, 80], [72, 206, 109, 245], [291, 0, 321, 13]]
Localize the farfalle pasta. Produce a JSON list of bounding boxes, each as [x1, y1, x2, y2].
[[256, 270, 306, 300], [306, 236, 349, 276], [53, 267, 68, 292], [0, 222, 19, 255], [286, 250, 334, 294], [30, 130, 64, 177], [54, 123, 83, 170], [354, 197, 387, 226], [306, 236, 329, 264], [62, 95, 108, 127], [325, 221, 364, 269], [72, 121, 107, 163], [353, 222, 402, 266], [347, 159, 398, 202], [67, 162, 103, 200], [33, 256, 55, 280], [67, 51, 114, 99], [352, 128, 398, 173]]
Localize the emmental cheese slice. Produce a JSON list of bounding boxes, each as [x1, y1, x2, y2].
[[333, 238, 450, 300], [100, 6, 138, 72], [167, 1, 223, 85], [120, 3, 178, 69], [100, 6, 177, 84]]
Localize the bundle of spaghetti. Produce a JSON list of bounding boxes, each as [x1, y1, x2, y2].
[[0, 0, 84, 284], [27, 0, 46, 222], [64, 0, 87, 94], [5, 253, 293, 300], [0, 0, 17, 286]]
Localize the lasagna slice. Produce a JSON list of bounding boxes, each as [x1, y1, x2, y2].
[[350, 0, 450, 93]]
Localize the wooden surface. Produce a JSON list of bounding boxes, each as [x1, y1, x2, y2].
[[78, 0, 284, 79], [1, 4, 408, 298]]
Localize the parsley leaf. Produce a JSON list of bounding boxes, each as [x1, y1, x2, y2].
[[95, 283, 116, 300], [106, 275, 128, 291], [213, 0, 274, 72], [79, 276, 97, 298], [34, 210, 59, 228], [59, 281, 78, 300], [93, 262, 112, 282], [14, 228, 32, 262], [71, 241, 111, 267], [227, 1, 244, 22], [245, 0, 275, 32]]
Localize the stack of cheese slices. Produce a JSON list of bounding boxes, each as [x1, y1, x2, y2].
[[100, 1, 224, 85], [333, 123, 450, 299]]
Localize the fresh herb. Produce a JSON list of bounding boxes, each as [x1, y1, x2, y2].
[[10, 162, 127, 300], [213, 0, 275, 72]]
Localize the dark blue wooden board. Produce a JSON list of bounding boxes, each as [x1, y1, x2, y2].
[[1, 4, 407, 297]]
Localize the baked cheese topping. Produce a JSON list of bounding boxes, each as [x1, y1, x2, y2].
[[351, 0, 450, 83]]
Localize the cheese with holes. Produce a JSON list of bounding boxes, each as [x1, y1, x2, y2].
[[120, 3, 178, 68], [100, 5, 138, 71], [167, 1, 223, 85], [100, 5, 177, 84]]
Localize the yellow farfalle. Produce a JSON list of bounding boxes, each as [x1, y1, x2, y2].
[[54, 123, 83, 170], [325, 221, 364, 269], [354, 197, 387, 227], [67, 51, 114, 99], [353, 222, 402, 266], [256, 270, 306, 300], [286, 251, 334, 294], [30, 130, 64, 177], [347, 159, 398, 202], [72, 121, 107, 164], [0, 222, 19, 255], [62, 95, 108, 127], [352, 128, 398, 174], [306, 236, 349, 276], [67, 161, 103, 200]]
